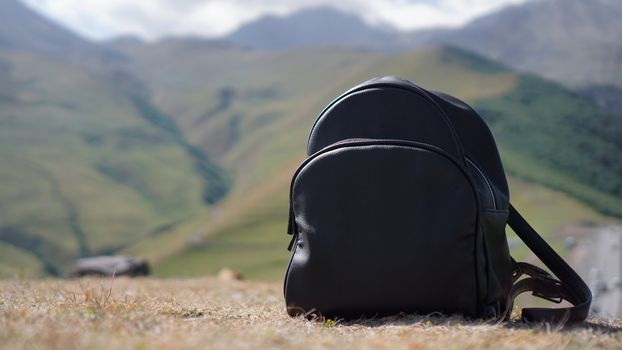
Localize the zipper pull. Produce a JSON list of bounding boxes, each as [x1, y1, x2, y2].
[[286, 203, 299, 251], [287, 205, 298, 235], [287, 234, 297, 251]]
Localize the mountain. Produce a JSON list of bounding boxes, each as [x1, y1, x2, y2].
[[226, 6, 394, 50]]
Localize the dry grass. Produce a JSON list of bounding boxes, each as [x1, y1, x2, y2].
[[0, 278, 620, 350]]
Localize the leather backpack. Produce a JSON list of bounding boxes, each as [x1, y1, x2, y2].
[[284, 77, 592, 323]]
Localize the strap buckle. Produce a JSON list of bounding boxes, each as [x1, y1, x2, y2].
[[533, 292, 563, 304], [532, 275, 564, 304]]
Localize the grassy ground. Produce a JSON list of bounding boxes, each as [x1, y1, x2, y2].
[[1, 278, 620, 350]]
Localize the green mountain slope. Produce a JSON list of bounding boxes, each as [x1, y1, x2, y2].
[[0, 50, 226, 276], [475, 75, 622, 216], [114, 45, 621, 279]]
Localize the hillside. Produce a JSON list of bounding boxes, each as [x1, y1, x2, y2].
[[0, 48, 226, 276], [1, 278, 620, 349], [0, 1, 237, 276], [110, 44, 622, 278]]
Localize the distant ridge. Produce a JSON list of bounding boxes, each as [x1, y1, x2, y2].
[[226, 6, 395, 50], [225, 0, 622, 91]]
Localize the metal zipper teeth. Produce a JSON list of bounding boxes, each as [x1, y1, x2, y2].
[[466, 157, 497, 210]]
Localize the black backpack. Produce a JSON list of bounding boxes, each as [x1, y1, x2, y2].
[[284, 77, 592, 323]]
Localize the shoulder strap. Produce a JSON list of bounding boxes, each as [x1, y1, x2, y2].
[[506, 204, 592, 323]]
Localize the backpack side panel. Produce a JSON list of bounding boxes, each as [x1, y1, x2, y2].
[[429, 91, 509, 208], [429, 91, 513, 306]]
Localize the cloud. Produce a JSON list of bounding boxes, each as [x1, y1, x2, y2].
[[22, 0, 529, 40]]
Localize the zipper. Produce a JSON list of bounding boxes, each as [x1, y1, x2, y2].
[[288, 138, 480, 240], [283, 233, 299, 295], [306, 82, 466, 162], [466, 157, 497, 210]]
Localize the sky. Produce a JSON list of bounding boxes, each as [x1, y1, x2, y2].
[[22, 0, 529, 41]]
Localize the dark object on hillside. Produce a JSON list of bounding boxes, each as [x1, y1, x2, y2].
[[71, 256, 150, 277], [284, 76, 591, 324]]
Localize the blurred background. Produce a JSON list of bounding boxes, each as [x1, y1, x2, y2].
[[0, 0, 621, 313]]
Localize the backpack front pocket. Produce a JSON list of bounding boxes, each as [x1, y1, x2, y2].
[[285, 139, 481, 318]]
